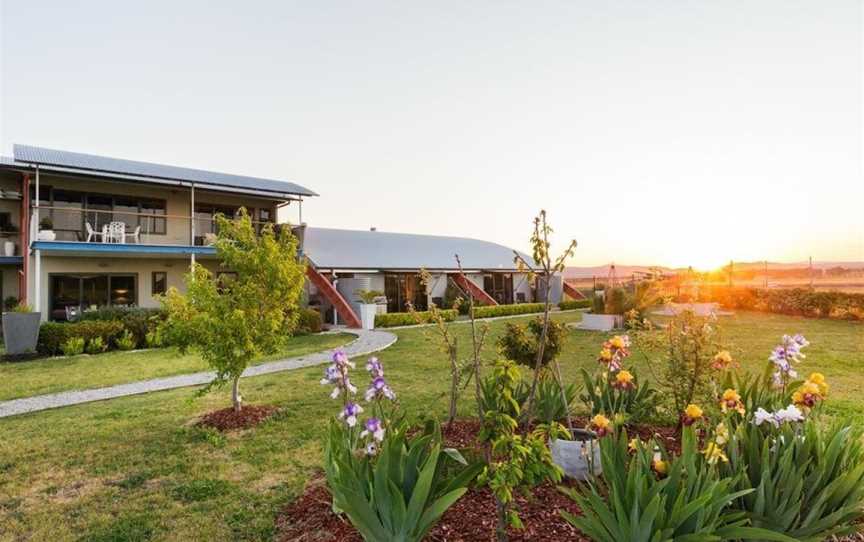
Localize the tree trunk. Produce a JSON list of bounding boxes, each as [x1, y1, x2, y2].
[[448, 344, 459, 424], [232, 375, 242, 413], [496, 499, 509, 542]]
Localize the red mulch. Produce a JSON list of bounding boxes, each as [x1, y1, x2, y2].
[[275, 419, 681, 541], [196, 405, 278, 431]]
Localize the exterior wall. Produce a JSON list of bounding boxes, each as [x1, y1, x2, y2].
[[512, 272, 533, 302], [1, 267, 20, 301], [27, 254, 221, 319]]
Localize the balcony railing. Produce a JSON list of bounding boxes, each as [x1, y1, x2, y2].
[[32, 207, 273, 248]]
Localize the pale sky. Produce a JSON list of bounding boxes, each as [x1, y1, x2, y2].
[[1, 1, 862, 269]]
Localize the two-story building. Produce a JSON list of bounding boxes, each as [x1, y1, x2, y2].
[[0, 144, 559, 327], [0, 145, 315, 321]]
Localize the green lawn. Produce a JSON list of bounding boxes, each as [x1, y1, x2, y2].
[[0, 311, 860, 541], [0, 333, 355, 402]]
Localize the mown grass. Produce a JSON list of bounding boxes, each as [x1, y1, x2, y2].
[[0, 333, 354, 402], [0, 311, 860, 541]]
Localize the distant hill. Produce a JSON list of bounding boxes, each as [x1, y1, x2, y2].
[[564, 261, 864, 279]]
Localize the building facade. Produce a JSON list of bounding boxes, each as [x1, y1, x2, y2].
[[0, 144, 558, 327]]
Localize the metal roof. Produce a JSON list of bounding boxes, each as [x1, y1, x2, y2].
[[302, 227, 531, 271], [8, 145, 317, 198]]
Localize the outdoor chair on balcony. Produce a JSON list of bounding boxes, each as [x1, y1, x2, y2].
[[85, 222, 103, 243], [104, 222, 126, 243], [124, 226, 141, 244]]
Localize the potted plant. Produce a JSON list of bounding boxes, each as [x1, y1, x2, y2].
[[0, 223, 18, 256], [355, 289, 384, 330], [2, 302, 41, 355], [580, 289, 626, 331], [37, 217, 56, 241], [549, 427, 602, 479]]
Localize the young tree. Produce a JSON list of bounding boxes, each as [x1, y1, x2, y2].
[[514, 211, 577, 426], [409, 269, 467, 425], [160, 209, 307, 412]]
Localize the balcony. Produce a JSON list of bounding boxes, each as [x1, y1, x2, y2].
[[31, 206, 273, 258]]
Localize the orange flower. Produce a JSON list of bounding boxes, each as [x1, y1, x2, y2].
[[792, 374, 828, 411], [682, 404, 704, 426], [711, 350, 735, 370], [652, 458, 668, 476], [590, 414, 612, 437], [613, 370, 635, 390], [719, 389, 745, 415]]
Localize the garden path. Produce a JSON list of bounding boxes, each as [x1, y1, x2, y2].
[[0, 328, 396, 418]]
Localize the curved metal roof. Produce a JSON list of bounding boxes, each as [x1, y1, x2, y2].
[[11, 144, 317, 198], [303, 227, 530, 271]]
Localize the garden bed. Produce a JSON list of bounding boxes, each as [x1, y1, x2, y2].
[[196, 405, 278, 431], [276, 418, 681, 541]]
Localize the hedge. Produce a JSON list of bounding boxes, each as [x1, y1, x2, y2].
[[558, 299, 591, 310], [38, 320, 125, 356], [375, 309, 458, 328], [472, 303, 545, 319], [297, 308, 323, 334], [691, 287, 864, 320], [80, 307, 166, 348]]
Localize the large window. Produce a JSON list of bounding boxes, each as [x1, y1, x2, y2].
[[384, 274, 427, 313], [49, 273, 137, 320], [33, 186, 166, 241]]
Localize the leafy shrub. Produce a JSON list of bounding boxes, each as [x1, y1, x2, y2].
[[3, 296, 19, 311], [297, 307, 322, 334], [562, 427, 779, 541], [38, 320, 125, 356], [604, 287, 629, 314], [145, 329, 163, 348], [472, 303, 544, 319], [115, 329, 137, 351], [354, 289, 383, 304], [558, 299, 591, 310], [478, 360, 563, 533], [591, 294, 605, 314], [497, 317, 565, 370], [375, 309, 457, 328], [60, 337, 85, 356], [86, 337, 107, 355], [80, 307, 165, 348], [696, 286, 864, 321], [724, 418, 864, 539]]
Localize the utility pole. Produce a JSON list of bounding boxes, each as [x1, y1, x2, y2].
[[728, 260, 734, 288]]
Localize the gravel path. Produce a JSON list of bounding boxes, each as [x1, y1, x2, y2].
[[0, 329, 396, 419]]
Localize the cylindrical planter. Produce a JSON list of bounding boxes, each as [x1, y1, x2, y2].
[[359, 303, 377, 330], [3, 241, 14, 257], [2, 312, 41, 355], [550, 436, 603, 480], [37, 230, 56, 241], [580, 313, 623, 331]]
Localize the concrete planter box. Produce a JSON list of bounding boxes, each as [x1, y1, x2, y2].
[[550, 434, 602, 480], [359, 303, 377, 330], [580, 313, 623, 331], [2, 312, 41, 354]]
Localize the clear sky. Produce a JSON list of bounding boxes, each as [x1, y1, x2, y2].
[[1, 1, 861, 269]]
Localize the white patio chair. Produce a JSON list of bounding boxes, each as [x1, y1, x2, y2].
[[124, 226, 141, 244], [85, 222, 103, 243], [104, 221, 126, 243]]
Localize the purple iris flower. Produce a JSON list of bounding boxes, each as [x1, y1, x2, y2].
[[339, 402, 363, 427], [361, 417, 386, 442]]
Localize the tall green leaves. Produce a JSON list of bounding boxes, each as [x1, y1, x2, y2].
[[325, 420, 479, 542], [561, 428, 796, 542], [579, 367, 656, 424], [724, 419, 864, 540]]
